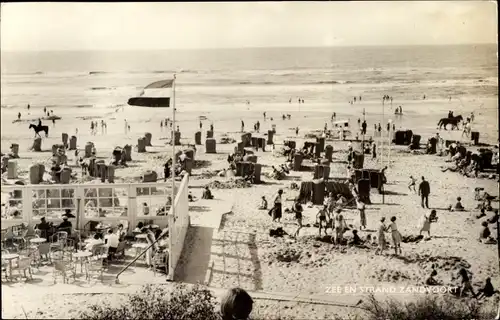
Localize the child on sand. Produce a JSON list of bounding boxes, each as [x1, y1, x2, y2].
[[452, 197, 465, 211], [425, 269, 439, 286], [408, 176, 416, 192], [316, 205, 329, 236], [335, 212, 348, 245], [258, 196, 268, 210], [293, 198, 303, 238], [458, 268, 476, 298], [387, 216, 402, 255], [476, 278, 497, 300], [375, 217, 388, 255]]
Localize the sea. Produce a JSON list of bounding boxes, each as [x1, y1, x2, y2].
[[1, 45, 498, 112]]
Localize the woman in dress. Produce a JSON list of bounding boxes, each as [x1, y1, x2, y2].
[[375, 217, 387, 255], [387, 216, 402, 255], [271, 189, 283, 222], [419, 209, 438, 238]]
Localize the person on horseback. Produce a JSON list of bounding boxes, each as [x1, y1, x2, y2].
[[38, 118, 42, 127]]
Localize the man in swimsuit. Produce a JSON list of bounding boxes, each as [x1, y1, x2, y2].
[[316, 205, 330, 236]]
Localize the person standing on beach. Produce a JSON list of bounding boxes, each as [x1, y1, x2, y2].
[[375, 217, 388, 255], [359, 96, 362, 102], [43, 107, 47, 114], [199, 121, 202, 130], [354, 97, 357, 103], [124, 120, 128, 134], [295, 127, 299, 136], [292, 198, 303, 238], [356, 197, 366, 230], [27, 104, 30, 111], [52, 118, 56, 127], [289, 98, 291, 104], [357, 118, 361, 126], [241, 120, 245, 132], [90, 121, 95, 135], [419, 209, 437, 238], [160, 120, 163, 132], [17, 112, 21, 120], [210, 123, 214, 132], [316, 205, 330, 236], [418, 176, 430, 209], [408, 175, 416, 192], [392, 123, 396, 132], [361, 120, 367, 135], [387, 216, 402, 255], [270, 189, 283, 223]]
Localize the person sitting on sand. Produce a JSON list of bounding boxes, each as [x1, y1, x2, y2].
[[375, 217, 388, 255], [487, 209, 499, 224], [316, 205, 330, 236], [349, 229, 363, 246], [293, 198, 303, 238], [476, 278, 498, 300], [425, 269, 439, 286], [475, 208, 487, 219], [258, 196, 268, 210], [479, 221, 491, 243], [202, 186, 214, 200], [419, 210, 438, 238], [452, 197, 465, 211]]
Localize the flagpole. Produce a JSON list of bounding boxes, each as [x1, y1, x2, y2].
[[172, 75, 176, 220]]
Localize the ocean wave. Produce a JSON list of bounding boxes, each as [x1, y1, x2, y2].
[[90, 87, 115, 90], [89, 71, 109, 75]]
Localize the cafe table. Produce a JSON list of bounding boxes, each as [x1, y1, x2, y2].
[[72, 251, 93, 274]]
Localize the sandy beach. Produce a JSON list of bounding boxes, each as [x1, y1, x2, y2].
[[2, 91, 499, 318]]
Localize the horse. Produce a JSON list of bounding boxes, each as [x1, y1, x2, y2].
[[437, 115, 463, 130], [29, 124, 49, 138]]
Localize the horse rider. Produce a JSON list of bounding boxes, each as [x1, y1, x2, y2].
[[38, 118, 42, 127]]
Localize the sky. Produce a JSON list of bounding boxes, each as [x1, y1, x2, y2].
[[0, 2, 497, 51]]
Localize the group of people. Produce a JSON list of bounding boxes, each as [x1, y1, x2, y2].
[[90, 120, 107, 135]]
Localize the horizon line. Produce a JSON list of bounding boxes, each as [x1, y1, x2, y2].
[[1, 43, 497, 53]]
